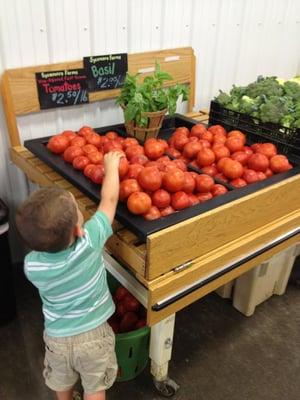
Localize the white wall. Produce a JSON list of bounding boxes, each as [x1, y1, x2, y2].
[[0, 0, 299, 259]]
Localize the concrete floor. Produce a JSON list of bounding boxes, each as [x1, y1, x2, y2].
[[0, 263, 299, 400]]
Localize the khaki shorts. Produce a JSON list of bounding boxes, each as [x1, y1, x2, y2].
[[43, 322, 118, 394]]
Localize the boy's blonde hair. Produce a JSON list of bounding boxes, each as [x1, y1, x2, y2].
[[16, 187, 77, 252]]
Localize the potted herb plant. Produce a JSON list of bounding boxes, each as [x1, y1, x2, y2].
[[116, 63, 189, 141]]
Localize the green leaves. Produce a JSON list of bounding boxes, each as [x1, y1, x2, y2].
[[116, 62, 189, 127]]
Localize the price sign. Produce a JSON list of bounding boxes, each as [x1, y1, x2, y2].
[[84, 53, 128, 92], [35, 69, 89, 110]]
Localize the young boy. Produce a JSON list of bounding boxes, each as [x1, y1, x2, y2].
[[15, 151, 123, 400]]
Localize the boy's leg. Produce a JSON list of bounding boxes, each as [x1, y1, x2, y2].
[[55, 388, 74, 400], [84, 391, 105, 400]]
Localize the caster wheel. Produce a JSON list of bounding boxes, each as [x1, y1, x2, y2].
[[153, 377, 179, 397]]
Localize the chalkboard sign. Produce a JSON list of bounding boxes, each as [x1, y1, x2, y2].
[[83, 53, 128, 92], [35, 69, 89, 110]]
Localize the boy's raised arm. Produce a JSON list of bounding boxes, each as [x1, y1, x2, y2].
[[98, 152, 123, 223]]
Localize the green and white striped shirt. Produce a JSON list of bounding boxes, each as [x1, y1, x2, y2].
[[24, 211, 115, 337]]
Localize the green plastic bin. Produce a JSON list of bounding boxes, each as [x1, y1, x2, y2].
[[106, 272, 150, 382]]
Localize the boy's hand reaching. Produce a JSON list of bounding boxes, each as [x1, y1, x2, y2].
[[103, 151, 123, 172]]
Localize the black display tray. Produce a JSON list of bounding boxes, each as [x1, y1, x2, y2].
[[24, 114, 300, 242]]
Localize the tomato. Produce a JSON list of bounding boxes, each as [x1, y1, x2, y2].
[[242, 169, 259, 184], [90, 165, 105, 184], [225, 137, 244, 153], [105, 131, 119, 140], [88, 151, 104, 164], [72, 155, 90, 170], [130, 154, 149, 165], [197, 192, 213, 202], [257, 171, 267, 180], [217, 157, 231, 172], [82, 144, 98, 155], [137, 167, 162, 192], [230, 178, 247, 188], [157, 139, 169, 151], [243, 146, 254, 157], [175, 126, 190, 136], [144, 139, 165, 160], [213, 133, 227, 145], [63, 146, 84, 163], [182, 172, 196, 193], [47, 135, 69, 154], [269, 155, 291, 173], [190, 124, 207, 138], [198, 139, 211, 149], [199, 130, 213, 143], [125, 164, 144, 179], [171, 191, 191, 210], [145, 161, 160, 169], [61, 130, 76, 140], [103, 140, 123, 154], [173, 135, 189, 150], [251, 143, 262, 153], [215, 172, 228, 182], [119, 312, 139, 333], [183, 141, 202, 159], [197, 148, 215, 167], [99, 136, 110, 147], [195, 174, 214, 193], [83, 164, 97, 178], [123, 137, 139, 149], [116, 303, 127, 318], [85, 132, 102, 147], [173, 159, 187, 172], [212, 145, 230, 160], [162, 169, 185, 192], [187, 193, 199, 206], [227, 130, 246, 144], [211, 184, 228, 197], [231, 151, 249, 165], [179, 156, 190, 165], [125, 144, 145, 160], [201, 165, 218, 177], [208, 124, 227, 136], [119, 158, 129, 180], [160, 206, 176, 217], [167, 148, 181, 158], [152, 189, 171, 208], [78, 126, 93, 136], [119, 179, 141, 201], [127, 192, 152, 215], [115, 287, 130, 302], [222, 159, 244, 179], [70, 136, 86, 147], [256, 143, 277, 158], [265, 168, 274, 177], [247, 153, 269, 172], [122, 294, 140, 312], [143, 206, 161, 220]]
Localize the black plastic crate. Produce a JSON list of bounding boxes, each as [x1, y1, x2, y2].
[[209, 101, 300, 160]]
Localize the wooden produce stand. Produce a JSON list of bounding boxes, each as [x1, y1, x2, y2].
[[2, 47, 300, 396]]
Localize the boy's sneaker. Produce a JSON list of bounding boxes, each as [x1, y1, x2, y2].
[[73, 391, 82, 400]]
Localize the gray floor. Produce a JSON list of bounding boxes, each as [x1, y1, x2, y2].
[[0, 263, 299, 400]]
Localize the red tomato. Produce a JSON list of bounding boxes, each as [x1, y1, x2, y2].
[[183, 141, 203, 159], [72, 155, 90, 170], [251, 143, 262, 153], [88, 151, 104, 164], [61, 130, 76, 140], [83, 164, 97, 179], [213, 133, 227, 145], [119, 312, 139, 333], [171, 191, 191, 210], [90, 165, 105, 184], [213, 145, 231, 161], [200, 130, 213, 143], [195, 174, 214, 193], [243, 146, 254, 157], [198, 139, 211, 149], [257, 171, 267, 180], [222, 159, 244, 179], [82, 144, 98, 155], [103, 140, 123, 154], [190, 124, 207, 138], [119, 179, 141, 202], [63, 146, 84, 163], [182, 172, 196, 193], [152, 189, 171, 209], [137, 167, 162, 191], [130, 154, 149, 165], [115, 286, 130, 302], [197, 148, 215, 167], [47, 135, 69, 154], [173, 159, 187, 172], [175, 126, 190, 136], [85, 132, 102, 147], [116, 303, 127, 318], [106, 131, 119, 140], [157, 139, 169, 151], [197, 192, 213, 202], [167, 148, 181, 158], [144, 140, 165, 160], [265, 168, 274, 177], [211, 184, 228, 197], [78, 126, 93, 137], [230, 178, 247, 188], [127, 192, 152, 215], [269, 155, 291, 173], [225, 137, 244, 153], [119, 158, 129, 180], [123, 137, 139, 149], [160, 206, 176, 217], [256, 143, 277, 158], [70, 136, 86, 147], [173, 135, 189, 150], [217, 157, 231, 172], [247, 153, 269, 172], [125, 144, 145, 160], [187, 193, 199, 206], [162, 169, 185, 192], [231, 151, 249, 165], [215, 172, 229, 182], [227, 130, 246, 144], [99, 136, 110, 147], [143, 206, 161, 220], [242, 169, 259, 184], [208, 125, 227, 136], [126, 164, 144, 179], [122, 294, 140, 312], [201, 165, 218, 177]]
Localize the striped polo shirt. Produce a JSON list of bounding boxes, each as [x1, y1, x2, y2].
[[24, 211, 115, 337]]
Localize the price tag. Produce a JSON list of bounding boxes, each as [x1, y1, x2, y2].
[[35, 69, 89, 110], [84, 53, 128, 92]]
